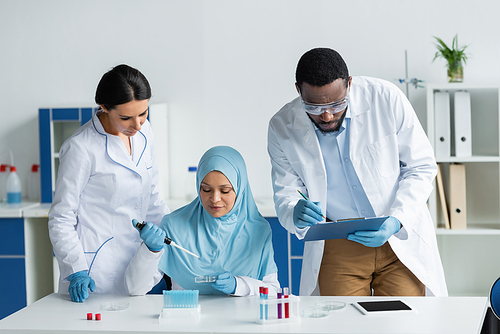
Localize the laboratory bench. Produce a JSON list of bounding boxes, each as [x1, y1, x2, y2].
[[0, 201, 53, 320], [0, 293, 488, 334]]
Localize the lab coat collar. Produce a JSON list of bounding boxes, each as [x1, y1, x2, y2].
[[91, 113, 147, 176], [291, 97, 313, 130], [348, 79, 371, 117], [289, 98, 318, 148]]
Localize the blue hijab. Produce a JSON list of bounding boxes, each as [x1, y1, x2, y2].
[[158, 146, 277, 294]]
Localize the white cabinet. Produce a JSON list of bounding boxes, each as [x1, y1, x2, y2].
[[426, 83, 500, 296]]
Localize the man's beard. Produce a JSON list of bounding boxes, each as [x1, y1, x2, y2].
[[308, 108, 347, 135]]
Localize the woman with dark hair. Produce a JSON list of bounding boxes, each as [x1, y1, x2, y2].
[[48, 64, 169, 303]]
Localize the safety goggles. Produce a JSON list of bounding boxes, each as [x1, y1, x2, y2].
[[299, 89, 349, 116]]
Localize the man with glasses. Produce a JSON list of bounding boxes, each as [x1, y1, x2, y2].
[[267, 48, 447, 297]]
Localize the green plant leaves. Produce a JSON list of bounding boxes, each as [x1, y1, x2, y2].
[[432, 34, 468, 70]]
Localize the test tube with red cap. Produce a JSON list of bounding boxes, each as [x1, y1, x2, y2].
[[263, 287, 269, 320], [283, 287, 289, 318], [259, 286, 264, 320]]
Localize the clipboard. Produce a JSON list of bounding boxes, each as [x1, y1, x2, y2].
[[303, 216, 388, 242]]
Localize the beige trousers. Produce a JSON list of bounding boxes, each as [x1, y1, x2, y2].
[[318, 238, 425, 296]]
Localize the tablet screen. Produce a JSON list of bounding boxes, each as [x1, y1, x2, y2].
[[357, 300, 411, 312]]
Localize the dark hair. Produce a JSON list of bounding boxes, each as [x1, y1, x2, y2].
[[295, 48, 349, 89], [95, 64, 151, 110]]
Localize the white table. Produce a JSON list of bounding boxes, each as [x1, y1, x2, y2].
[[0, 293, 487, 334]]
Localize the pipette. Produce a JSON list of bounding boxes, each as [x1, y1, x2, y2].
[[134, 221, 199, 258]]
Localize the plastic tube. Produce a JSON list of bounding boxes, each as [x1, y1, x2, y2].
[[277, 288, 282, 319], [263, 287, 268, 320], [284, 287, 289, 318]]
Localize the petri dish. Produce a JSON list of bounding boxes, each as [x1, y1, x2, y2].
[[315, 301, 346, 311], [302, 307, 330, 318], [195, 275, 217, 283], [100, 301, 129, 311]]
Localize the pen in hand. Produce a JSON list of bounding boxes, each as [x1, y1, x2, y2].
[[297, 189, 326, 219]]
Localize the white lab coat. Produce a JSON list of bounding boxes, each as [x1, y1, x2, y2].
[[268, 76, 448, 297], [48, 112, 169, 295]]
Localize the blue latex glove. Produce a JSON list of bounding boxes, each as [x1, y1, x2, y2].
[[132, 219, 166, 252], [347, 216, 402, 248], [68, 271, 95, 303], [293, 199, 324, 228], [211, 271, 236, 294]]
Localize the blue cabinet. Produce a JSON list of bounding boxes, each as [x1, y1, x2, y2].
[[0, 218, 27, 320], [38, 108, 95, 203], [266, 217, 304, 296]]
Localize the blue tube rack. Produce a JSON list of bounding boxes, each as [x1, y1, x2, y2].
[[159, 290, 201, 324]]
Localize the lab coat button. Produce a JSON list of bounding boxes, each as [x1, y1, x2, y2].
[[352, 185, 357, 189], [344, 158, 349, 163], [314, 269, 318, 274]]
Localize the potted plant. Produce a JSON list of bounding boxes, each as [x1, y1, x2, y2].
[[433, 34, 469, 83]]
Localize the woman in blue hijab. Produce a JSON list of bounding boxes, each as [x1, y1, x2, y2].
[[126, 146, 279, 296]]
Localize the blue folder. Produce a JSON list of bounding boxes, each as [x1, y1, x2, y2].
[[303, 217, 388, 242]]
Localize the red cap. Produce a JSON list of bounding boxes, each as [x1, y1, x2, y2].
[[87, 313, 92, 320], [259, 286, 263, 294], [95, 313, 101, 321], [10, 166, 16, 172], [263, 287, 268, 294], [31, 164, 39, 172], [0, 164, 7, 172]]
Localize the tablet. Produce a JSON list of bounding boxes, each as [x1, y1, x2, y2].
[[352, 300, 412, 315]]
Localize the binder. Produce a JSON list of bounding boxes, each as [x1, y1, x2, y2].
[[303, 217, 388, 242], [449, 163, 467, 229], [436, 164, 450, 229], [434, 91, 451, 158], [454, 91, 472, 157]]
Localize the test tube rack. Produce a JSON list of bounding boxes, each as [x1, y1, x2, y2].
[[256, 295, 300, 325], [158, 290, 201, 324]]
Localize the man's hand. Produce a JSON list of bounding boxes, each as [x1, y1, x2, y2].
[[347, 216, 401, 247], [292, 199, 324, 228]]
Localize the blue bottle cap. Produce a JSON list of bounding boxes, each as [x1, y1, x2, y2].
[[188, 167, 197, 172]]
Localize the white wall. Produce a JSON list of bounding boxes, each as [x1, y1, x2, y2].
[[1, 0, 499, 201]]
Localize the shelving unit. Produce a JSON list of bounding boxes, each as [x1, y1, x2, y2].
[[426, 83, 500, 296], [38, 108, 95, 203], [427, 84, 500, 232]]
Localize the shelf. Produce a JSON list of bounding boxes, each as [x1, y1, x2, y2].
[[436, 156, 500, 163], [436, 224, 500, 235], [427, 84, 500, 297], [427, 83, 500, 90]]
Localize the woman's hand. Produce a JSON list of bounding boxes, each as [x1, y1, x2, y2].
[[68, 271, 95, 303], [211, 271, 236, 294], [132, 219, 166, 252]]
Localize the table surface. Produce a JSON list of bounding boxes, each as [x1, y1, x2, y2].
[[0, 201, 40, 218], [0, 293, 487, 334]]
